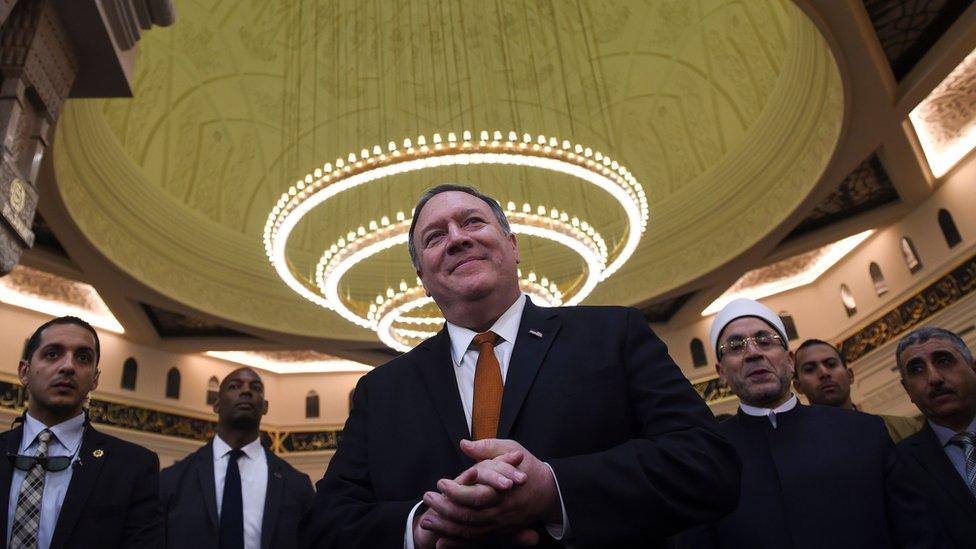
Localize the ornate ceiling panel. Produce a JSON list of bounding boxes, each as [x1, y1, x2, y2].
[[910, 46, 976, 176], [642, 290, 695, 324], [0, 265, 122, 332], [786, 153, 899, 240], [52, 0, 843, 343], [29, 213, 69, 259], [863, 0, 973, 80], [140, 302, 257, 339]]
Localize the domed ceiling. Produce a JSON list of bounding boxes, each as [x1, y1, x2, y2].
[[51, 0, 842, 345]]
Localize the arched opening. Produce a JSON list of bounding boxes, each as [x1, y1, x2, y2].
[[121, 357, 138, 390], [690, 338, 708, 368], [840, 284, 857, 317], [900, 237, 922, 273], [306, 390, 320, 418], [938, 208, 962, 248], [779, 313, 799, 341], [165, 367, 181, 399], [869, 262, 887, 296], [206, 376, 220, 405]]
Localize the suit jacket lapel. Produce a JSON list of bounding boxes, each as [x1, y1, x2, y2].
[[415, 329, 471, 465], [912, 424, 976, 519], [260, 450, 284, 549], [498, 300, 560, 439], [50, 426, 107, 549], [195, 441, 219, 529], [0, 427, 24, 547]]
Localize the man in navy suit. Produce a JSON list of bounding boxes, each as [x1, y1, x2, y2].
[[301, 184, 740, 548], [160, 367, 313, 549], [672, 298, 945, 549], [896, 327, 976, 548], [0, 316, 161, 549]]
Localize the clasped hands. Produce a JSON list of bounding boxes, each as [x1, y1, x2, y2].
[[413, 439, 561, 549]]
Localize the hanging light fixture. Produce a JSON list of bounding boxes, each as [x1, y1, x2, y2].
[[265, 130, 648, 351]]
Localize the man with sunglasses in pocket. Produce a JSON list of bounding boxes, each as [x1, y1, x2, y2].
[[0, 316, 162, 549], [672, 298, 947, 549]]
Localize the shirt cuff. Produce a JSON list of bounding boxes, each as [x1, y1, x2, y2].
[[543, 462, 571, 540], [404, 500, 424, 549]]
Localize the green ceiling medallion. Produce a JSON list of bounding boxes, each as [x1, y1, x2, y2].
[[53, 0, 843, 343]]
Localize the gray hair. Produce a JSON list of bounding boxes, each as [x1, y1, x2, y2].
[[895, 326, 974, 373], [407, 184, 512, 269]]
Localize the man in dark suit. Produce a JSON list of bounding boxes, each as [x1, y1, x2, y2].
[[160, 367, 314, 549], [672, 298, 945, 549], [0, 315, 161, 549], [896, 327, 976, 548], [793, 338, 920, 442], [301, 184, 741, 548]]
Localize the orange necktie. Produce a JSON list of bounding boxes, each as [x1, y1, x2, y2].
[[471, 331, 503, 440]]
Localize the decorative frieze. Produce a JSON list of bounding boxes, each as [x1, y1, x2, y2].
[[840, 250, 976, 363], [0, 378, 341, 453]]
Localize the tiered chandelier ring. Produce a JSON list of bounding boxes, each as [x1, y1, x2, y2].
[[264, 130, 649, 351]]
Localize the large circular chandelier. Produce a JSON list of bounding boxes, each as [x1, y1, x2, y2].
[[264, 130, 648, 351]]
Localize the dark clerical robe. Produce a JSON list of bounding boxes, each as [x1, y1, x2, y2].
[[672, 404, 947, 548]]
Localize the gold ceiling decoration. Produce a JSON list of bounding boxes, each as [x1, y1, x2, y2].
[[52, 0, 844, 347]]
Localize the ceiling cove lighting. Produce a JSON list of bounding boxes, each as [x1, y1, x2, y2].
[[205, 351, 373, 374], [910, 47, 976, 178], [0, 266, 124, 334], [702, 230, 874, 317], [264, 131, 648, 350]]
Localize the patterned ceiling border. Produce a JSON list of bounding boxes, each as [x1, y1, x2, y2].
[[786, 153, 898, 241], [839, 248, 976, 363], [690, 375, 735, 406], [863, 0, 974, 81], [0, 380, 341, 453]]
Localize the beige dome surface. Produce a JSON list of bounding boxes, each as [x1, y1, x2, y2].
[[52, 0, 842, 342]]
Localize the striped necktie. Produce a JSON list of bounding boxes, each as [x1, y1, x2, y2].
[[11, 429, 53, 548], [950, 432, 976, 498]]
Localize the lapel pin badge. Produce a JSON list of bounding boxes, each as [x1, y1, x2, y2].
[[92, 449, 104, 458], [529, 329, 543, 339], [274, 471, 283, 479]]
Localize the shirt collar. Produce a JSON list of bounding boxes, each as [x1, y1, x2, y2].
[[213, 434, 264, 461], [446, 294, 527, 367], [739, 393, 798, 417], [929, 415, 976, 448], [22, 411, 86, 454]]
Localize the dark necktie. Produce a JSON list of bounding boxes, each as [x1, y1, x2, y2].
[[472, 331, 502, 440], [219, 448, 245, 549], [949, 432, 976, 498]]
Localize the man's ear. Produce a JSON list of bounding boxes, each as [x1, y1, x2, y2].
[[18, 360, 29, 386], [847, 367, 854, 382], [91, 368, 100, 392], [261, 400, 269, 416], [416, 270, 429, 297], [213, 399, 220, 415], [900, 378, 917, 405], [785, 351, 796, 378], [715, 362, 726, 384], [509, 233, 520, 264]]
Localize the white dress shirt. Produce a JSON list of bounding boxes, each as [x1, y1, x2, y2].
[[6, 412, 85, 549], [739, 394, 799, 428], [213, 435, 268, 549], [404, 294, 571, 548]]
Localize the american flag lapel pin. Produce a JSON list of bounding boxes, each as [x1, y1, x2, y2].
[[529, 329, 543, 339]]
